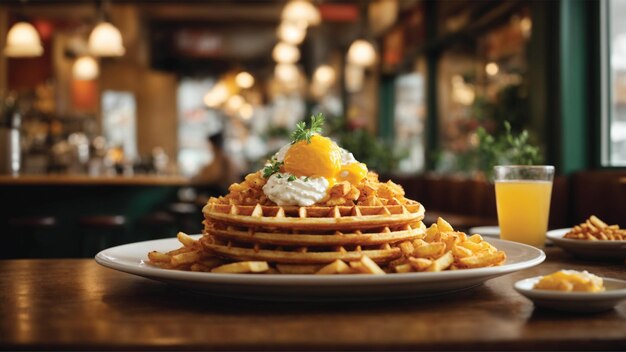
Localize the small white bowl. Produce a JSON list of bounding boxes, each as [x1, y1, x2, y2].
[[514, 275, 626, 313]]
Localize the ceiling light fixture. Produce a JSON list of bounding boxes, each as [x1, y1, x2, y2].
[[281, 0, 321, 28], [347, 39, 377, 67], [235, 71, 255, 89], [4, 21, 43, 57], [313, 65, 336, 87], [272, 42, 300, 64], [88, 22, 125, 57], [275, 63, 300, 83], [277, 21, 307, 45], [72, 56, 99, 80]]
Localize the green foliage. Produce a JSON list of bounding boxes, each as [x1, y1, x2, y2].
[[291, 113, 325, 144], [262, 158, 283, 178], [337, 129, 407, 174], [476, 121, 543, 179]]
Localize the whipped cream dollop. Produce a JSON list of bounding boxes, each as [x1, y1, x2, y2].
[[262, 173, 329, 206], [262, 139, 363, 206]]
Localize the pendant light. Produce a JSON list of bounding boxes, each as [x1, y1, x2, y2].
[[88, 0, 125, 57], [73, 56, 99, 80], [346, 3, 377, 68], [277, 21, 306, 45], [272, 42, 300, 64], [313, 65, 336, 87], [347, 39, 377, 67], [275, 63, 299, 83], [88, 22, 125, 57], [281, 0, 321, 28], [4, 21, 43, 57], [235, 71, 255, 89]]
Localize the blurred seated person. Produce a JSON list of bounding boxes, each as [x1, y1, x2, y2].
[[192, 132, 239, 197]]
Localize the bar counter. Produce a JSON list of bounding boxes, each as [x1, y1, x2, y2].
[[1, 247, 625, 351], [0, 174, 200, 258], [0, 174, 190, 186]]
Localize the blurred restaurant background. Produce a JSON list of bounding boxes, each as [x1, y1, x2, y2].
[[0, 0, 624, 258]]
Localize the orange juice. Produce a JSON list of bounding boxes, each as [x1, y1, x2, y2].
[[495, 180, 553, 247]]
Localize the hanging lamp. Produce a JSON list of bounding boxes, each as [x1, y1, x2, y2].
[[88, 0, 125, 57], [4, 21, 43, 57]]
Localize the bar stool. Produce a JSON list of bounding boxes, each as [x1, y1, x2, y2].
[[138, 211, 177, 239], [7, 216, 58, 258], [78, 215, 127, 257], [168, 202, 202, 234]]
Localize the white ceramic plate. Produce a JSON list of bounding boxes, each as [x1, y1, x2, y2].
[[469, 226, 553, 246], [547, 228, 626, 260], [514, 276, 626, 312], [95, 236, 545, 301], [468, 226, 500, 237]]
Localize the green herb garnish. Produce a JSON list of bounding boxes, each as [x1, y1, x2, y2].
[[262, 158, 284, 178], [291, 113, 325, 144], [287, 175, 297, 182], [304, 176, 310, 182]]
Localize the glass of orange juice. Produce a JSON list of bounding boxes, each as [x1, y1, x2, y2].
[[494, 165, 554, 247]]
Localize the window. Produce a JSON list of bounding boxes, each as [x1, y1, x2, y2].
[[101, 91, 137, 161], [177, 78, 223, 177], [603, 0, 626, 166], [394, 69, 426, 173]]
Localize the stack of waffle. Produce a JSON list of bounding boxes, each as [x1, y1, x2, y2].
[[200, 201, 426, 266]]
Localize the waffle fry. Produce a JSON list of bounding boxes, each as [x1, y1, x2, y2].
[[564, 215, 626, 241]]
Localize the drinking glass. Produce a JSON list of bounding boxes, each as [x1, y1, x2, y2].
[[494, 165, 554, 247]]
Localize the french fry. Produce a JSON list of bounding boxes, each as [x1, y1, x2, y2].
[[458, 251, 506, 268], [171, 250, 203, 266], [468, 234, 484, 243], [408, 257, 432, 271], [316, 260, 350, 275], [413, 242, 446, 258], [437, 217, 454, 233], [198, 258, 224, 269], [426, 251, 454, 272], [452, 245, 473, 258], [211, 261, 269, 273], [277, 264, 323, 274], [589, 215, 607, 229], [148, 251, 171, 263], [424, 224, 439, 241], [458, 241, 483, 253], [564, 215, 625, 241], [352, 255, 385, 275], [177, 232, 197, 247], [394, 263, 413, 273], [399, 241, 415, 256]]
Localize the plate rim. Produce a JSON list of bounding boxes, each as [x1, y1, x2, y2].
[[95, 236, 546, 285]]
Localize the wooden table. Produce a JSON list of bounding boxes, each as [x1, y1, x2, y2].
[[1, 248, 625, 351]]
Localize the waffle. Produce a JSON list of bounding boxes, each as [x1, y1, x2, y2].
[[199, 201, 425, 265], [202, 202, 425, 231]]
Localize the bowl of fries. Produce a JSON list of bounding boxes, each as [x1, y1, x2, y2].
[[547, 216, 626, 260], [514, 274, 626, 312]]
